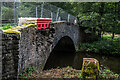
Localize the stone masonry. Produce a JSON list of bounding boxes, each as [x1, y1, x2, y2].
[[2, 34, 19, 79], [1, 22, 80, 79]]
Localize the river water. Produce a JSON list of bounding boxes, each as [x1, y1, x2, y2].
[[44, 51, 120, 74], [74, 51, 120, 74]]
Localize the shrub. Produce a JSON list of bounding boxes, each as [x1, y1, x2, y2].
[[77, 39, 120, 54], [99, 69, 119, 79]]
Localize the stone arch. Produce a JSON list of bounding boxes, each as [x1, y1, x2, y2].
[[51, 22, 80, 49], [44, 36, 76, 70], [52, 36, 76, 52]]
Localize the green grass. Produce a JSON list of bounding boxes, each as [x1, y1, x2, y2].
[[102, 35, 120, 41]]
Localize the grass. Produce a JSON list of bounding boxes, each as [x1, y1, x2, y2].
[[102, 35, 120, 42]]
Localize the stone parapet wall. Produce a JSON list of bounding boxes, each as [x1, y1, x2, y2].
[[18, 26, 36, 71], [2, 33, 19, 79]]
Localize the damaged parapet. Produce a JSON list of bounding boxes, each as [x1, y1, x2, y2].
[[1, 24, 36, 79]]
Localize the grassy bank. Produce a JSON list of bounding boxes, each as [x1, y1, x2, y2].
[[76, 34, 120, 55]]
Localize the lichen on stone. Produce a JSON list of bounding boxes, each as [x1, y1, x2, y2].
[[3, 30, 21, 34], [11, 26, 24, 30]]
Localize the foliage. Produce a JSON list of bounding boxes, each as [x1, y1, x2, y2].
[[1, 25, 14, 30], [99, 69, 119, 79], [77, 72, 82, 78], [19, 67, 36, 79], [2, 6, 14, 19], [57, 66, 60, 69], [19, 3, 35, 17], [102, 35, 120, 41], [51, 2, 120, 38], [76, 36, 120, 54]]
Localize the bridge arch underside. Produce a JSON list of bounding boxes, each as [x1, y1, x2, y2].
[[44, 36, 76, 70]]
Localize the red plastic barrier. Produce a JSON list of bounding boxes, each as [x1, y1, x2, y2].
[[37, 18, 52, 30]]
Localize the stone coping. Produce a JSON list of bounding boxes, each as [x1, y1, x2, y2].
[[2, 24, 36, 34], [2, 22, 78, 34]]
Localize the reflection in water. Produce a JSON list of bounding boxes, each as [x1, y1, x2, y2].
[[44, 51, 76, 70], [44, 51, 120, 74]]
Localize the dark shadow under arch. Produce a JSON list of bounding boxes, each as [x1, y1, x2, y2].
[[44, 36, 76, 70]]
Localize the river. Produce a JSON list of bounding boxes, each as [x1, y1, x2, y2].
[[44, 51, 120, 74]]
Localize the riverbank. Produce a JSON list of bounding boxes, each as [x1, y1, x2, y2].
[[74, 51, 120, 74], [19, 66, 119, 79]]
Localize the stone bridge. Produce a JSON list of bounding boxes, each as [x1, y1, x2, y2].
[[1, 22, 85, 79]]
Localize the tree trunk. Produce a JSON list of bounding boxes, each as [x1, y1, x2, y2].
[[112, 32, 115, 39], [112, 3, 117, 39], [98, 24, 102, 38], [98, 3, 105, 38]]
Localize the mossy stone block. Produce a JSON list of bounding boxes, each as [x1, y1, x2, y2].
[[81, 58, 100, 79]]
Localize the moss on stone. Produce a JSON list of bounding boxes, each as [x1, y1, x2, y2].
[[2, 23, 36, 34], [81, 58, 100, 79], [27, 24, 36, 28], [11, 26, 24, 30], [16, 26, 24, 29], [3, 30, 21, 34]]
